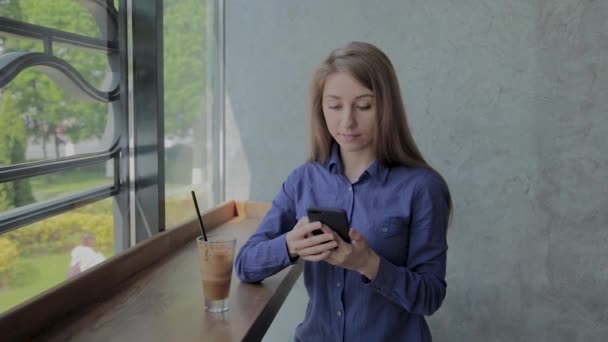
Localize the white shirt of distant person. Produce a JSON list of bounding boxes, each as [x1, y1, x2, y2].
[[68, 233, 105, 277]]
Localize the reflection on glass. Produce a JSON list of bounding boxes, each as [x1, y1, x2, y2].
[[0, 198, 115, 313], [163, 0, 215, 228]]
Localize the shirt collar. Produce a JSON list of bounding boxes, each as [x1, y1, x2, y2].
[[326, 143, 342, 175], [366, 159, 390, 184], [325, 143, 390, 184]]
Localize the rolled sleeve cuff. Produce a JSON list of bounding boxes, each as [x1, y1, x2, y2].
[[268, 233, 299, 267], [362, 256, 399, 295]]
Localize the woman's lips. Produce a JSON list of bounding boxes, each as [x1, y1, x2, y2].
[[340, 133, 359, 141]]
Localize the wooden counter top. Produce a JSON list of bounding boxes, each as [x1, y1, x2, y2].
[[0, 201, 302, 342]]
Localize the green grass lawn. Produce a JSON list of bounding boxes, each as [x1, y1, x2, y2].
[[30, 170, 111, 202], [0, 252, 71, 313]]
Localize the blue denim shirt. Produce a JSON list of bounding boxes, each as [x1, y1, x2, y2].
[[235, 145, 450, 342]]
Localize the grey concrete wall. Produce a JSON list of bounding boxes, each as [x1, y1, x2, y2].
[[225, 1, 608, 341]]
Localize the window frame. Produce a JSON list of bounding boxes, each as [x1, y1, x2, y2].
[[0, 0, 224, 249], [0, 0, 167, 250]]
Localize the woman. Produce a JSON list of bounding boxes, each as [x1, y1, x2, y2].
[[235, 41, 452, 342]]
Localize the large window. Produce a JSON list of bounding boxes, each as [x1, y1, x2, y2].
[[163, 0, 220, 228], [0, 0, 221, 313], [0, 0, 123, 313]]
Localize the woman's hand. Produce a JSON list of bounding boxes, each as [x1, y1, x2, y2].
[[285, 217, 337, 262], [322, 226, 380, 280]]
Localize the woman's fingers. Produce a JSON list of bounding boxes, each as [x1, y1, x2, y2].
[[294, 221, 322, 237], [302, 250, 331, 262], [348, 228, 359, 240], [320, 225, 347, 249], [290, 219, 340, 261], [293, 232, 335, 252], [298, 240, 338, 257]]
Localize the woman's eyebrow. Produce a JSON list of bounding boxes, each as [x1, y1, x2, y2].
[[323, 94, 374, 99]]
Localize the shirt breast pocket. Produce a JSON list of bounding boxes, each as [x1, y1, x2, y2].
[[371, 217, 409, 265], [374, 218, 405, 237]]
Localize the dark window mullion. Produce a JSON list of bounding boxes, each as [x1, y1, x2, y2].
[[111, 0, 131, 252], [131, 0, 165, 241]]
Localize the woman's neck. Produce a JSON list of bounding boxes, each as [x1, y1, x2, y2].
[[340, 148, 375, 183]]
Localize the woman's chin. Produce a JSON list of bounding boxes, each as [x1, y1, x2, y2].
[[337, 141, 372, 154]]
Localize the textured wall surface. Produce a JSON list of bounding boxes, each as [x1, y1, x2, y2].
[[225, 1, 608, 341]]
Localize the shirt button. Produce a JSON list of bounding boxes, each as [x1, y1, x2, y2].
[[337, 311, 342, 316], [347, 186, 352, 192], [382, 227, 388, 232], [336, 282, 341, 287]]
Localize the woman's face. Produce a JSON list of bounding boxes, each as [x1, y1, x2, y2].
[[322, 72, 376, 156]]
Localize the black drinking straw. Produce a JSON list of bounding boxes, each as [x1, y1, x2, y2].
[[191, 190, 208, 241]]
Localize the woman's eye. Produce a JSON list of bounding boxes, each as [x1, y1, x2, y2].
[[356, 105, 372, 110], [328, 105, 342, 110]]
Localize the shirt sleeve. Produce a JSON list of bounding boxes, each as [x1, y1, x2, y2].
[[363, 172, 450, 316], [234, 168, 300, 283]]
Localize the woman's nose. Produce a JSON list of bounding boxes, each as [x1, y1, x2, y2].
[[341, 108, 356, 128]]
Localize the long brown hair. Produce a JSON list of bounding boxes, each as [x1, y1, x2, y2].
[[308, 42, 453, 217]]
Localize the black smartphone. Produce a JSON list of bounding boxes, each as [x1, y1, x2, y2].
[[307, 207, 351, 243]]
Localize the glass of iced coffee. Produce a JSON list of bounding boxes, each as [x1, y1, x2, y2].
[[196, 234, 236, 313]]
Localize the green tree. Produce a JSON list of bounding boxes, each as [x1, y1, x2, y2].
[[1, 0, 110, 160], [3, 0, 209, 158], [0, 91, 33, 210], [0, 0, 21, 19], [163, 0, 208, 136], [1, 0, 210, 210]]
